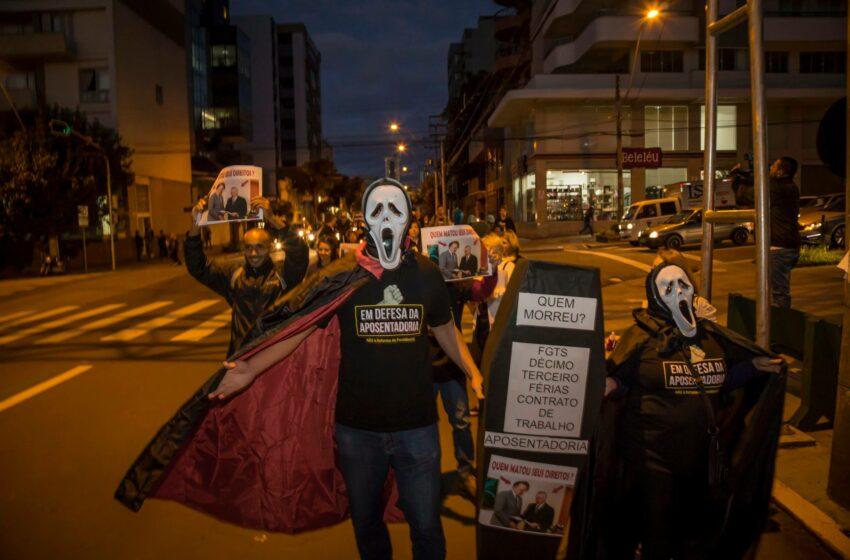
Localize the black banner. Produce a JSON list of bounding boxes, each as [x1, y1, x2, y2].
[[476, 259, 605, 560]]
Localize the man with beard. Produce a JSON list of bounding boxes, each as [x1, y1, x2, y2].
[[185, 197, 308, 354]]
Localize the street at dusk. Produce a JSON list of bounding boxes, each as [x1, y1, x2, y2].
[[1, 0, 849, 559]]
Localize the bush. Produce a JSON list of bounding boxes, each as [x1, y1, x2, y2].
[[797, 245, 845, 267]]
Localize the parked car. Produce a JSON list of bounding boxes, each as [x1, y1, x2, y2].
[[798, 194, 845, 249], [638, 208, 751, 250], [619, 197, 681, 245], [799, 193, 843, 212]]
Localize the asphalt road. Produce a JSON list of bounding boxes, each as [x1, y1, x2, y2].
[[0, 246, 838, 559]]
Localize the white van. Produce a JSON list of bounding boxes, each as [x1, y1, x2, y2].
[[619, 197, 681, 245]]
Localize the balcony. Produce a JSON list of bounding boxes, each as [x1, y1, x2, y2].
[[542, 15, 699, 74], [0, 32, 74, 62], [494, 43, 524, 73], [494, 12, 529, 42]]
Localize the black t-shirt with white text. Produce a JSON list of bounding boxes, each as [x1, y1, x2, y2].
[[334, 254, 454, 431], [612, 328, 752, 474]]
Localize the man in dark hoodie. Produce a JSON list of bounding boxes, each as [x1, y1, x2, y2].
[[185, 197, 309, 354]]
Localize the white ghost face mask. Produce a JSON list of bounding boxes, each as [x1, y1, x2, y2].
[[363, 181, 410, 270], [653, 265, 698, 338]]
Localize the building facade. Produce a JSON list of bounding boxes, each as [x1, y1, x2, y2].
[[233, 14, 278, 195], [1, 0, 194, 239], [276, 23, 322, 168], [486, 0, 845, 235]]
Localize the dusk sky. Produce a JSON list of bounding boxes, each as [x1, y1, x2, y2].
[[231, 0, 498, 182]]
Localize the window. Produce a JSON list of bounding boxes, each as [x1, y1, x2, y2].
[[210, 45, 236, 67], [135, 184, 151, 213], [799, 51, 846, 73], [4, 71, 36, 90], [640, 51, 683, 73], [719, 48, 749, 71], [79, 68, 110, 103], [700, 105, 738, 150], [765, 52, 789, 73], [545, 169, 630, 221], [155, 84, 163, 105], [659, 201, 678, 215], [644, 106, 689, 151], [637, 204, 658, 219]]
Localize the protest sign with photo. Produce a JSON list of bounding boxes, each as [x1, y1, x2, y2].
[[479, 454, 577, 538], [420, 224, 491, 282], [197, 165, 263, 226]]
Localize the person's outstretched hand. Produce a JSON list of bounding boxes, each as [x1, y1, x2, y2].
[[471, 371, 485, 400], [753, 356, 784, 374], [208, 360, 257, 400]]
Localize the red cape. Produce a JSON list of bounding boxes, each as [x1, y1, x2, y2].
[[116, 248, 402, 532]]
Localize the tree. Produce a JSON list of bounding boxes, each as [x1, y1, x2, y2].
[[0, 106, 133, 240]]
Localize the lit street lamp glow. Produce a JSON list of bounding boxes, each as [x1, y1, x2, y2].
[[402, 165, 409, 172], [396, 143, 407, 153], [389, 122, 399, 133], [646, 8, 660, 20]]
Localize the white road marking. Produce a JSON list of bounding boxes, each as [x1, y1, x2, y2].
[[38, 301, 173, 344], [102, 299, 219, 342], [171, 310, 232, 342], [0, 365, 92, 413], [0, 304, 125, 345], [564, 250, 652, 273], [0, 310, 33, 326], [0, 306, 79, 328]]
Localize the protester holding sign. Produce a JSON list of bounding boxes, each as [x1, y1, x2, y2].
[[596, 263, 786, 560], [117, 179, 484, 560]]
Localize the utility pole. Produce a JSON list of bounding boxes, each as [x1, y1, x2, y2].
[[440, 140, 447, 220], [615, 75, 624, 223]]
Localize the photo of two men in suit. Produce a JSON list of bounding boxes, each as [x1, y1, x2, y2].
[[489, 481, 555, 533], [437, 240, 479, 280]]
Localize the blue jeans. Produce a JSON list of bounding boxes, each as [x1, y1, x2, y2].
[[769, 247, 799, 308], [335, 423, 445, 560], [434, 379, 475, 476]]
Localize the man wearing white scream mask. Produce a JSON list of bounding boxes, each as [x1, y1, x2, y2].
[[340, 178, 486, 558], [599, 262, 784, 559]]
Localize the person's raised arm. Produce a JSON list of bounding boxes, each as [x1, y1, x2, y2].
[[185, 198, 232, 298], [431, 319, 484, 399], [208, 325, 318, 400]]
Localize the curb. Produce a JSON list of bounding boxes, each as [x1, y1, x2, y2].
[[773, 478, 850, 559]]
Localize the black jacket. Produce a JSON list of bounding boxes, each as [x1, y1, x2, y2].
[[768, 176, 801, 249], [184, 233, 308, 354]]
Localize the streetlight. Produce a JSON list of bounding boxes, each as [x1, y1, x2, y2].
[[615, 7, 663, 225], [402, 165, 409, 173], [49, 119, 116, 271], [396, 143, 407, 153], [389, 121, 400, 133]]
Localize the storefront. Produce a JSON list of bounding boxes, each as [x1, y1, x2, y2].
[[544, 169, 631, 221]]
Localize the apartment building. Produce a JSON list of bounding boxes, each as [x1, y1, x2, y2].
[[444, 6, 531, 219], [276, 23, 322, 168], [486, 0, 845, 234], [0, 0, 193, 238]]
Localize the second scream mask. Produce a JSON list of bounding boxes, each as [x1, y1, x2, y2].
[[647, 264, 698, 338], [362, 178, 411, 270]]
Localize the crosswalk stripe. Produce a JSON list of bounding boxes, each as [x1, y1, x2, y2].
[[0, 304, 126, 345], [38, 301, 173, 344], [102, 299, 220, 342], [0, 365, 92, 413], [0, 306, 79, 329], [564, 250, 652, 273], [0, 310, 33, 326], [171, 310, 232, 342]]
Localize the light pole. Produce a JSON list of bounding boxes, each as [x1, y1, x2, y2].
[[616, 8, 662, 225], [50, 119, 116, 271]]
